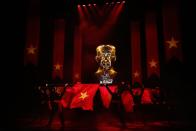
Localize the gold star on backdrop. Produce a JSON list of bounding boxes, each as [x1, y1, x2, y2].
[[149, 60, 157, 68], [133, 71, 140, 78], [54, 64, 62, 70], [27, 45, 36, 54], [75, 73, 79, 79], [166, 37, 179, 49], [79, 91, 88, 100]]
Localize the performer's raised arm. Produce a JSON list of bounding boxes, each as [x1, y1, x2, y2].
[[105, 84, 114, 95]]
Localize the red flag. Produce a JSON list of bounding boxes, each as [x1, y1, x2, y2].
[[52, 19, 65, 80], [121, 91, 134, 112], [61, 86, 75, 108], [99, 85, 117, 109], [145, 12, 160, 78], [24, 16, 40, 65], [72, 82, 84, 94], [130, 21, 142, 84], [70, 84, 99, 110], [141, 88, 153, 104], [132, 88, 142, 96], [162, 1, 182, 62]]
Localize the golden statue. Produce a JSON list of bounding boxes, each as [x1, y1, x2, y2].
[[95, 45, 117, 84]]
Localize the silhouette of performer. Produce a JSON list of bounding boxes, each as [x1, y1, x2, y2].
[[132, 82, 144, 106], [46, 83, 68, 129], [105, 82, 127, 128]]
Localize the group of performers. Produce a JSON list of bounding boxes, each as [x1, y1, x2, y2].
[[36, 81, 164, 129]]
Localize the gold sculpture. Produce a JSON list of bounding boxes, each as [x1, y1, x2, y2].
[[95, 45, 117, 84]]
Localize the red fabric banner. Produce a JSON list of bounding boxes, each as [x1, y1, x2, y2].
[[24, 16, 40, 65], [52, 19, 65, 80], [145, 12, 160, 78], [72, 83, 84, 94], [162, 1, 182, 62], [141, 88, 153, 104], [61, 86, 75, 108], [70, 84, 99, 111], [130, 21, 142, 84], [99, 85, 117, 109], [121, 90, 134, 112], [132, 88, 142, 96]]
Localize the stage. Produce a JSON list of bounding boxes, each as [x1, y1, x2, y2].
[[11, 83, 195, 131], [11, 0, 196, 130], [14, 107, 195, 131]]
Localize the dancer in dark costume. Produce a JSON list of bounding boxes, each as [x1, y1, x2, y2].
[[105, 82, 127, 128], [46, 83, 68, 129]]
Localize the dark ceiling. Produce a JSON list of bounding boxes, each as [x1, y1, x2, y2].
[[23, 0, 164, 18]]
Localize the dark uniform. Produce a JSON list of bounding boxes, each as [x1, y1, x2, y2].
[[47, 84, 67, 129], [105, 83, 127, 128]]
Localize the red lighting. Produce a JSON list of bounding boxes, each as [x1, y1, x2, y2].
[[88, 4, 91, 6], [106, 2, 109, 5], [83, 5, 86, 7], [123, 1, 126, 3], [77, 5, 81, 8], [93, 4, 96, 6], [117, 2, 120, 4], [111, 2, 114, 4]]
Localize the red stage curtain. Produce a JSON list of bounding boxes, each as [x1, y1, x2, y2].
[[73, 25, 82, 82], [130, 21, 142, 84], [24, 16, 40, 65], [52, 19, 65, 80], [145, 12, 160, 78], [162, 1, 183, 62]]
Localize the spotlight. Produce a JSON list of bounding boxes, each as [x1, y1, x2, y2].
[[83, 5, 86, 7], [77, 5, 81, 8], [106, 2, 109, 5], [123, 1, 126, 3], [93, 3, 96, 6], [117, 2, 120, 4], [88, 4, 91, 6]]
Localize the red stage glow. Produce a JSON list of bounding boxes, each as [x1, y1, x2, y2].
[[75, 2, 125, 82], [89, 4, 98, 18], [83, 4, 91, 20], [77, 4, 85, 21]]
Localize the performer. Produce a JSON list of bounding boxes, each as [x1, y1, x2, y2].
[[46, 83, 68, 129], [105, 82, 127, 128]]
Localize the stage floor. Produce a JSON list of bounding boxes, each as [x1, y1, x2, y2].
[[12, 106, 196, 131]]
